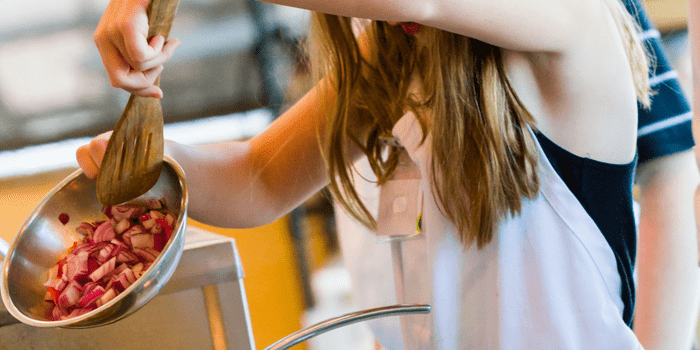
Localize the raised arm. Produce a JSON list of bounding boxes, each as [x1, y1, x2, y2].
[[93, 0, 602, 97], [258, 0, 589, 52], [170, 83, 336, 227]]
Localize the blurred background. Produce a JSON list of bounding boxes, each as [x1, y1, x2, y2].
[[0, 0, 695, 349], [0, 0, 308, 151]]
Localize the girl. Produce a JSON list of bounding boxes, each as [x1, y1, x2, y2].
[[82, 0, 653, 347]]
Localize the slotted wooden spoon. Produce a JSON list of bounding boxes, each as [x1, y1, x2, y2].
[[97, 0, 180, 206]]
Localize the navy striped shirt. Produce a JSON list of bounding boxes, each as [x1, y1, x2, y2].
[[623, 0, 694, 164]]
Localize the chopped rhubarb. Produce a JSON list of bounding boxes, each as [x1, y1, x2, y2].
[[132, 248, 157, 263], [77, 286, 105, 308], [63, 307, 93, 320], [89, 257, 116, 282], [52, 305, 66, 320], [130, 233, 154, 249], [153, 232, 167, 252], [65, 251, 89, 281], [110, 205, 145, 222], [156, 218, 174, 242], [93, 221, 115, 243], [96, 288, 116, 307], [44, 200, 174, 320], [58, 213, 70, 225], [116, 250, 138, 264], [87, 258, 99, 274], [75, 222, 95, 237], [147, 199, 163, 210], [114, 219, 130, 235], [97, 244, 114, 264], [57, 280, 82, 309]]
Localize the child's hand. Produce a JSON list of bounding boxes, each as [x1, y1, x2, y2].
[[94, 0, 180, 98], [76, 132, 111, 180]]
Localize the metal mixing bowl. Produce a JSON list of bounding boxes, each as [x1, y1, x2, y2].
[[0, 155, 187, 328]]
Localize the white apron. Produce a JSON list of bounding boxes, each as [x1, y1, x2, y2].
[[335, 113, 643, 349]]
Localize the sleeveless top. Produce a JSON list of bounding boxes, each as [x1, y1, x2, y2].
[[334, 112, 644, 349], [534, 131, 638, 326]]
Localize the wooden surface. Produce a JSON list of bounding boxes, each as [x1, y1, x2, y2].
[[97, 94, 165, 205], [146, 0, 180, 41]]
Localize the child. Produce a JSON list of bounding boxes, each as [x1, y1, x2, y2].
[[81, 0, 654, 347]]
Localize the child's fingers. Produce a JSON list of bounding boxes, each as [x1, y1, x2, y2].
[[76, 145, 99, 180]]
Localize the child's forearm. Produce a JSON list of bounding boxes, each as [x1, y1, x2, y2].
[[634, 150, 700, 350], [165, 82, 338, 228]]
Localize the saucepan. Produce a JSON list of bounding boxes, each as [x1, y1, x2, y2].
[[0, 155, 187, 328]]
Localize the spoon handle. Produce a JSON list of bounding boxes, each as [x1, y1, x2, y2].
[[147, 0, 180, 41]]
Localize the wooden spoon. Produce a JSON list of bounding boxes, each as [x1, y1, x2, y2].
[[96, 0, 180, 206]]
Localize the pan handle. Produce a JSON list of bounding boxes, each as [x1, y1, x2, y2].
[[264, 304, 430, 350]]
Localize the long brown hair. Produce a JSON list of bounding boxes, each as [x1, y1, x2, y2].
[[310, 1, 649, 249]]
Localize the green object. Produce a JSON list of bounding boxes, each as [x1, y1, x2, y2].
[[416, 213, 422, 234]]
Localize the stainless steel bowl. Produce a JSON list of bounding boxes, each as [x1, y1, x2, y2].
[[0, 155, 187, 328]]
